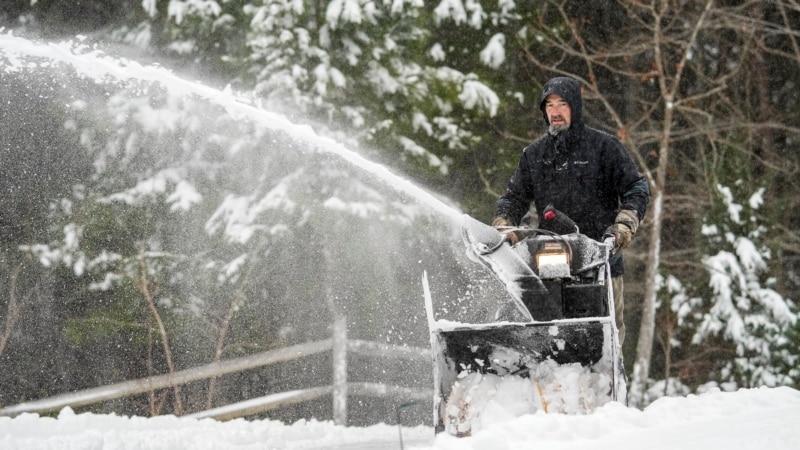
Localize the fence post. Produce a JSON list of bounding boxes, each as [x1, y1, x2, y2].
[[332, 314, 348, 425]]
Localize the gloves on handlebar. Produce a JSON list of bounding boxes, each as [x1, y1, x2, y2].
[[603, 209, 640, 253], [491, 216, 519, 245]]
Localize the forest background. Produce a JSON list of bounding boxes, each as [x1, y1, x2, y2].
[[0, 0, 798, 426]]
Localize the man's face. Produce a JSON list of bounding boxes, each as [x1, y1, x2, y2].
[[544, 93, 571, 132]]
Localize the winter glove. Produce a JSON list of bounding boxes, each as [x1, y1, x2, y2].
[[603, 209, 640, 253], [491, 216, 519, 245]]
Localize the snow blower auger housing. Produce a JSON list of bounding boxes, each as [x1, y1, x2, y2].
[[424, 214, 626, 436]]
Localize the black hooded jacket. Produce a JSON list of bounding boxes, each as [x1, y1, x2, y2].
[[495, 77, 650, 276]]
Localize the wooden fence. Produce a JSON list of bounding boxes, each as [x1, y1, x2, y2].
[[0, 317, 432, 425]]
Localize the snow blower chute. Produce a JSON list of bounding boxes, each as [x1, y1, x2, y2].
[[424, 212, 627, 436]]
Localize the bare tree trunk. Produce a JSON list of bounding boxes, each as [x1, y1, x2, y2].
[[630, 163, 665, 405], [205, 292, 241, 410], [206, 262, 255, 410], [138, 254, 184, 415], [751, 2, 776, 168], [0, 255, 28, 359], [629, 0, 713, 407]]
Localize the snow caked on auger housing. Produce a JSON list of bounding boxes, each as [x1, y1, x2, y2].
[[424, 209, 626, 436]]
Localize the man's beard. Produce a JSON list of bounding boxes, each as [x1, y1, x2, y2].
[[548, 122, 569, 136]]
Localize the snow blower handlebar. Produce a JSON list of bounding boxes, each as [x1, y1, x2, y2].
[[603, 236, 617, 256], [541, 206, 616, 256]]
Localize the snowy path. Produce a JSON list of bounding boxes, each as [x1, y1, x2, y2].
[[2, 387, 800, 449], [324, 436, 433, 450]]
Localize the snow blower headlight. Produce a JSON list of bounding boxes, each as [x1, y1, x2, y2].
[[536, 242, 571, 279], [538, 252, 569, 267]]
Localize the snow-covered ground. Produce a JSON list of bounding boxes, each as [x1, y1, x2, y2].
[[2, 386, 799, 449]]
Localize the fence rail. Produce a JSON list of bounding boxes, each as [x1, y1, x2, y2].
[[185, 382, 431, 421], [0, 320, 432, 425]]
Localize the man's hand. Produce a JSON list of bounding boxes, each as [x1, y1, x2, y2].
[[491, 217, 519, 245], [604, 209, 640, 253]]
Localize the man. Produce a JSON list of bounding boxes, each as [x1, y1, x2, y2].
[[492, 76, 649, 344]]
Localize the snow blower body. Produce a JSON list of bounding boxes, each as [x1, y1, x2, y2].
[[424, 211, 626, 436]]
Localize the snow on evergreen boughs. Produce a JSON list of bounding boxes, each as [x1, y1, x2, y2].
[[167, 0, 222, 25], [480, 33, 506, 69], [143, 0, 527, 179], [238, 1, 507, 173], [691, 184, 799, 388]]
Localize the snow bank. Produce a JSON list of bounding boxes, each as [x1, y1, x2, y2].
[[2, 387, 799, 449]]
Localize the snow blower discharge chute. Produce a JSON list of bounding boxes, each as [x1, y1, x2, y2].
[[424, 209, 627, 436]]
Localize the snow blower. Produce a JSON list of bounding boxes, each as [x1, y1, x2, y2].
[[424, 211, 627, 436]]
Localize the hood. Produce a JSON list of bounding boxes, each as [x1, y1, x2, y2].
[[538, 77, 583, 128]]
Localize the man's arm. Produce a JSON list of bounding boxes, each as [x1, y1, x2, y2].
[[495, 190, 531, 226], [494, 149, 535, 226], [621, 177, 650, 222]]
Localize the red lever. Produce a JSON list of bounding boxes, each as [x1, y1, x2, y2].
[[544, 210, 556, 220]]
